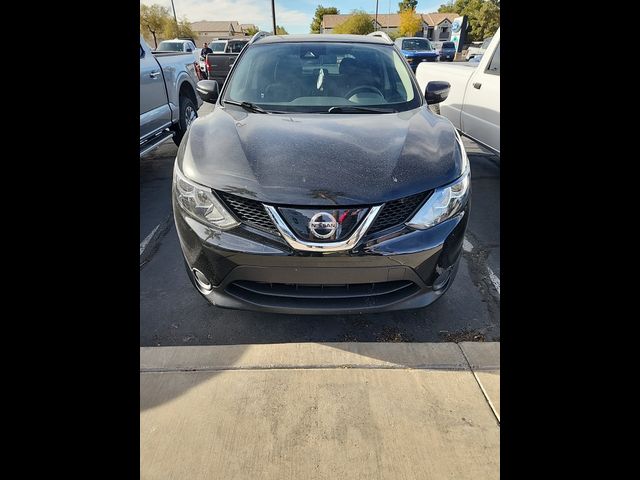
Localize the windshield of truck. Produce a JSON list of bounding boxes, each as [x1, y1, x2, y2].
[[224, 42, 420, 113], [401, 39, 432, 51], [210, 42, 226, 52], [157, 42, 184, 52], [228, 41, 248, 53], [481, 37, 493, 49]]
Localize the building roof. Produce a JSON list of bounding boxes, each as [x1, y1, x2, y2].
[[190, 20, 239, 32], [422, 13, 458, 26], [322, 12, 458, 29]]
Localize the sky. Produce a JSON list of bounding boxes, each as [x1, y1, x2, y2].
[[141, 0, 447, 34]]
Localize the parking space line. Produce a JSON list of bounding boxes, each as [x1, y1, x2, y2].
[[463, 237, 500, 295], [487, 267, 500, 295], [140, 224, 160, 256]]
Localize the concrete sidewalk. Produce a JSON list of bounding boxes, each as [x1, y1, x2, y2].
[[141, 342, 500, 479]]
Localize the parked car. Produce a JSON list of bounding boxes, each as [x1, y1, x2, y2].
[[156, 38, 199, 64], [465, 36, 492, 61], [394, 37, 439, 71], [416, 28, 500, 153], [205, 39, 250, 85], [140, 35, 203, 157], [175, 33, 470, 314], [208, 39, 228, 53], [208, 38, 249, 54], [439, 41, 456, 61]]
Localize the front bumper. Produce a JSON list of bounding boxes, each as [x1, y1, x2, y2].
[[406, 55, 438, 71], [173, 198, 469, 314]]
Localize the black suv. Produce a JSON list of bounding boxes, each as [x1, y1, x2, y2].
[[174, 33, 470, 314]]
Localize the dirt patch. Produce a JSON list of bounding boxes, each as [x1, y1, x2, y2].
[[375, 326, 414, 343], [440, 329, 486, 343]]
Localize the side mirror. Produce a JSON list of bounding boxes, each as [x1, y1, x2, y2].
[[196, 80, 219, 103], [186, 47, 193, 52], [425, 81, 450, 105]]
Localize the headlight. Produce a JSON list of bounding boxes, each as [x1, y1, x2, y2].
[[173, 163, 239, 230], [405, 133, 470, 230]]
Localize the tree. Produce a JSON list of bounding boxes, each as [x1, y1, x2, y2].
[[398, 0, 418, 12], [387, 30, 401, 41], [245, 26, 259, 36], [163, 16, 196, 40], [437, 1, 461, 13], [276, 25, 289, 35], [333, 10, 374, 35], [310, 5, 340, 33], [140, 3, 171, 48], [437, 0, 499, 41], [398, 8, 423, 37], [468, 0, 499, 40]]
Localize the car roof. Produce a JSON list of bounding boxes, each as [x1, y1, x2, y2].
[[257, 34, 393, 46]]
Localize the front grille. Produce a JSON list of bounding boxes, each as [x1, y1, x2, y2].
[[217, 191, 278, 233], [226, 280, 419, 309], [218, 190, 431, 238], [368, 191, 430, 233]]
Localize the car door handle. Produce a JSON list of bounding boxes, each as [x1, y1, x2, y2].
[[149, 71, 161, 78], [473, 82, 482, 89]]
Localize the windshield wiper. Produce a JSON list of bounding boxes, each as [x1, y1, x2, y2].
[[223, 100, 290, 114], [327, 106, 396, 114], [224, 100, 269, 114]]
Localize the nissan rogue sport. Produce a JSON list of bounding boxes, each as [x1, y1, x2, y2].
[[173, 33, 470, 314]]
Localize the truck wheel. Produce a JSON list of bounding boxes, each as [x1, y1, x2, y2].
[[173, 95, 198, 146]]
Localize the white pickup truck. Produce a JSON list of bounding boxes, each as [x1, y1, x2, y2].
[[416, 28, 500, 154]]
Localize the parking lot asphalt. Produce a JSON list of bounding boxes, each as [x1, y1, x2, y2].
[[140, 102, 500, 346]]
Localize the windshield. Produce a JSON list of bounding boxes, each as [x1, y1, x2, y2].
[[481, 37, 493, 49], [228, 41, 248, 53], [223, 42, 420, 113], [210, 42, 226, 52], [402, 39, 432, 51], [157, 42, 184, 52], [442, 42, 455, 49]]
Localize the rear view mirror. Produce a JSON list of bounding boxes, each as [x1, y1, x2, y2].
[[196, 80, 219, 104], [425, 81, 450, 105], [186, 47, 193, 52]]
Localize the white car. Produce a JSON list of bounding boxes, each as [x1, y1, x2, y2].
[[465, 36, 493, 61], [416, 28, 500, 154], [156, 39, 199, 64]]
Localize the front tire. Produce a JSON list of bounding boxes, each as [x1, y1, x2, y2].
[[172, 95, 198, 146]]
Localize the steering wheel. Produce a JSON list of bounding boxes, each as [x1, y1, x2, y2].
[[344, 85, 384, 99]]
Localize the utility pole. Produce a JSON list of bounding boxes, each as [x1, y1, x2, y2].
[[271, 0, 277, 34], [170, 0, 178, 25], [375, 0, 379, 30]]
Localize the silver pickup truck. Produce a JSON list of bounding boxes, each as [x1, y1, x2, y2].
[[140, 35, 202, 157]]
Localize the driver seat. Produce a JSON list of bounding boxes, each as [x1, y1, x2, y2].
[[264, 56, 304, 102]]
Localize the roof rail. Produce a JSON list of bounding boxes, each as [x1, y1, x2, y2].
[[367, 31, 393, 43], [249, 31, 271, 45]]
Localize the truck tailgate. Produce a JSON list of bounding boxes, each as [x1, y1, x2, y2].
[[206, 53, 238, 84]]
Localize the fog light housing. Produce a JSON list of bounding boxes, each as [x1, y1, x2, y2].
[[432, 265, 453, 291], [192, 268, 212, 292]]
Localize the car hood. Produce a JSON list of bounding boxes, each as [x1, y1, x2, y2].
[[179, 105, 463, 206], [402, 50, 438, 56]]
